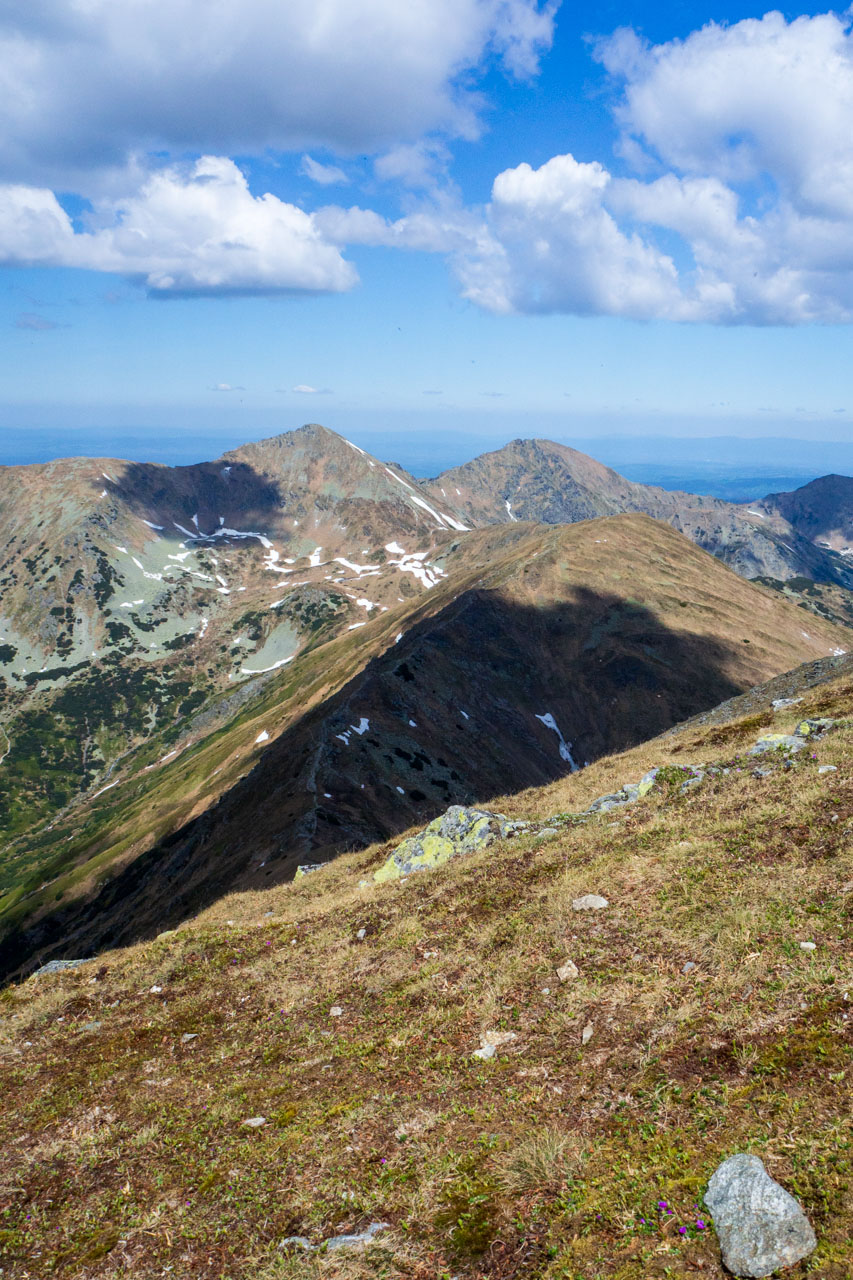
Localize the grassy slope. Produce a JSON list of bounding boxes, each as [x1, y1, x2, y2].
[[2, 515, 849, 970], [1, 669, 852, 1278]]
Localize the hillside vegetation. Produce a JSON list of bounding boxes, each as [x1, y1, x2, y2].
[[2, 663, 852, 1278], [3, 514, 849, 982]]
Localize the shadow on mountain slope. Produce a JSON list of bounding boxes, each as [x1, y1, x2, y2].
[[2, 586, 753, 980], [106, 459, 285, 534]]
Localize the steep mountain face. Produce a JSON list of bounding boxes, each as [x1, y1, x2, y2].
[[0, 424, 469, 837], [3, 513, 849, 979], [756, 474, 853, 554], [423, 437, 851, 586]]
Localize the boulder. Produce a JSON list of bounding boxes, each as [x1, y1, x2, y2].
[[374, 805, 528, 883], [704, 1154, 816, 1277]]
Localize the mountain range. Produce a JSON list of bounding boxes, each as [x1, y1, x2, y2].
[[1, 423, 852, 978]]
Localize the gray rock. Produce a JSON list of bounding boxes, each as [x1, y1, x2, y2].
[[279, 1236, 312, 1251], [682, 961, 697, 974], [572, 893, 608, 911], [705, 1154, 816, 1277], [818, 764, 838, 774], [32, 958, 91, 976], [324, 1222, 389, 1252], [536, 826, 560, 839], [772, 697, 803, 710], [749, 733, 806, 756]]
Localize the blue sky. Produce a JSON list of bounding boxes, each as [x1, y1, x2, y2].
[[1, 0, 852, 463]]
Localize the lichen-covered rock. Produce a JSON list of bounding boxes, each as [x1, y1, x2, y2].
[[705, 1154, 816, 1277], [294, 863, 323, 879], [374, 805, 527, 883], [585, 769, 659, 814], [750, 717, 837, 757]]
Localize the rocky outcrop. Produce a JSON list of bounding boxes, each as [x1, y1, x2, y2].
[[705, 1154, 816, 1277], [374, 805, 528, 882]]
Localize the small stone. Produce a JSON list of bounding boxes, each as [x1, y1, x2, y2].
[[325, 1222, 389, 1252], [682, 961, 697, 974], [799, 941, 816, 951], [557, 960, 579, 982], [473, 1043, 496, 1060], [149, 985, 163, 994], [280, 1236, 312, 1251], [480, 1029, 517, 1048], [242, 1116, 266, 1128], [818, 765, 837, 774], [329, 1006, 343, 1017], [81, 1021, 101, 1032], [181, 1033, 198, 1043], [705, 1153, 816, 1277], [581, 1021, 594, 1045], [536, 827, 560, 839], [356, 928, 366, 940], [572, 894, 608, 911], [541, 987, 550, 995]]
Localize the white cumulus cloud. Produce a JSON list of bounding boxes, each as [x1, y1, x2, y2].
[[0, 0, 557, 188], [300, 155, 349, 186], [0, 157, 357, 295], [452, 10, 853, 323]]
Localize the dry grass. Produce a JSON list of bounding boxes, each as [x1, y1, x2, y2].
[[1, 673, 852, 1278]]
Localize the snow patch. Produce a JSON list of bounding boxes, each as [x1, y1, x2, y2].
[[240, 656, 295, 675], [335, 717, 370, 746], [505, 499, 517, 522], [255, 730, 270, 744], [535, 713, 579, 771], [142, 519, 164, 530], [385, 544, 446, 590]]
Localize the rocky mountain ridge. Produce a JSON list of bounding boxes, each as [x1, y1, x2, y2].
[[424, 437, 852, 586]]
